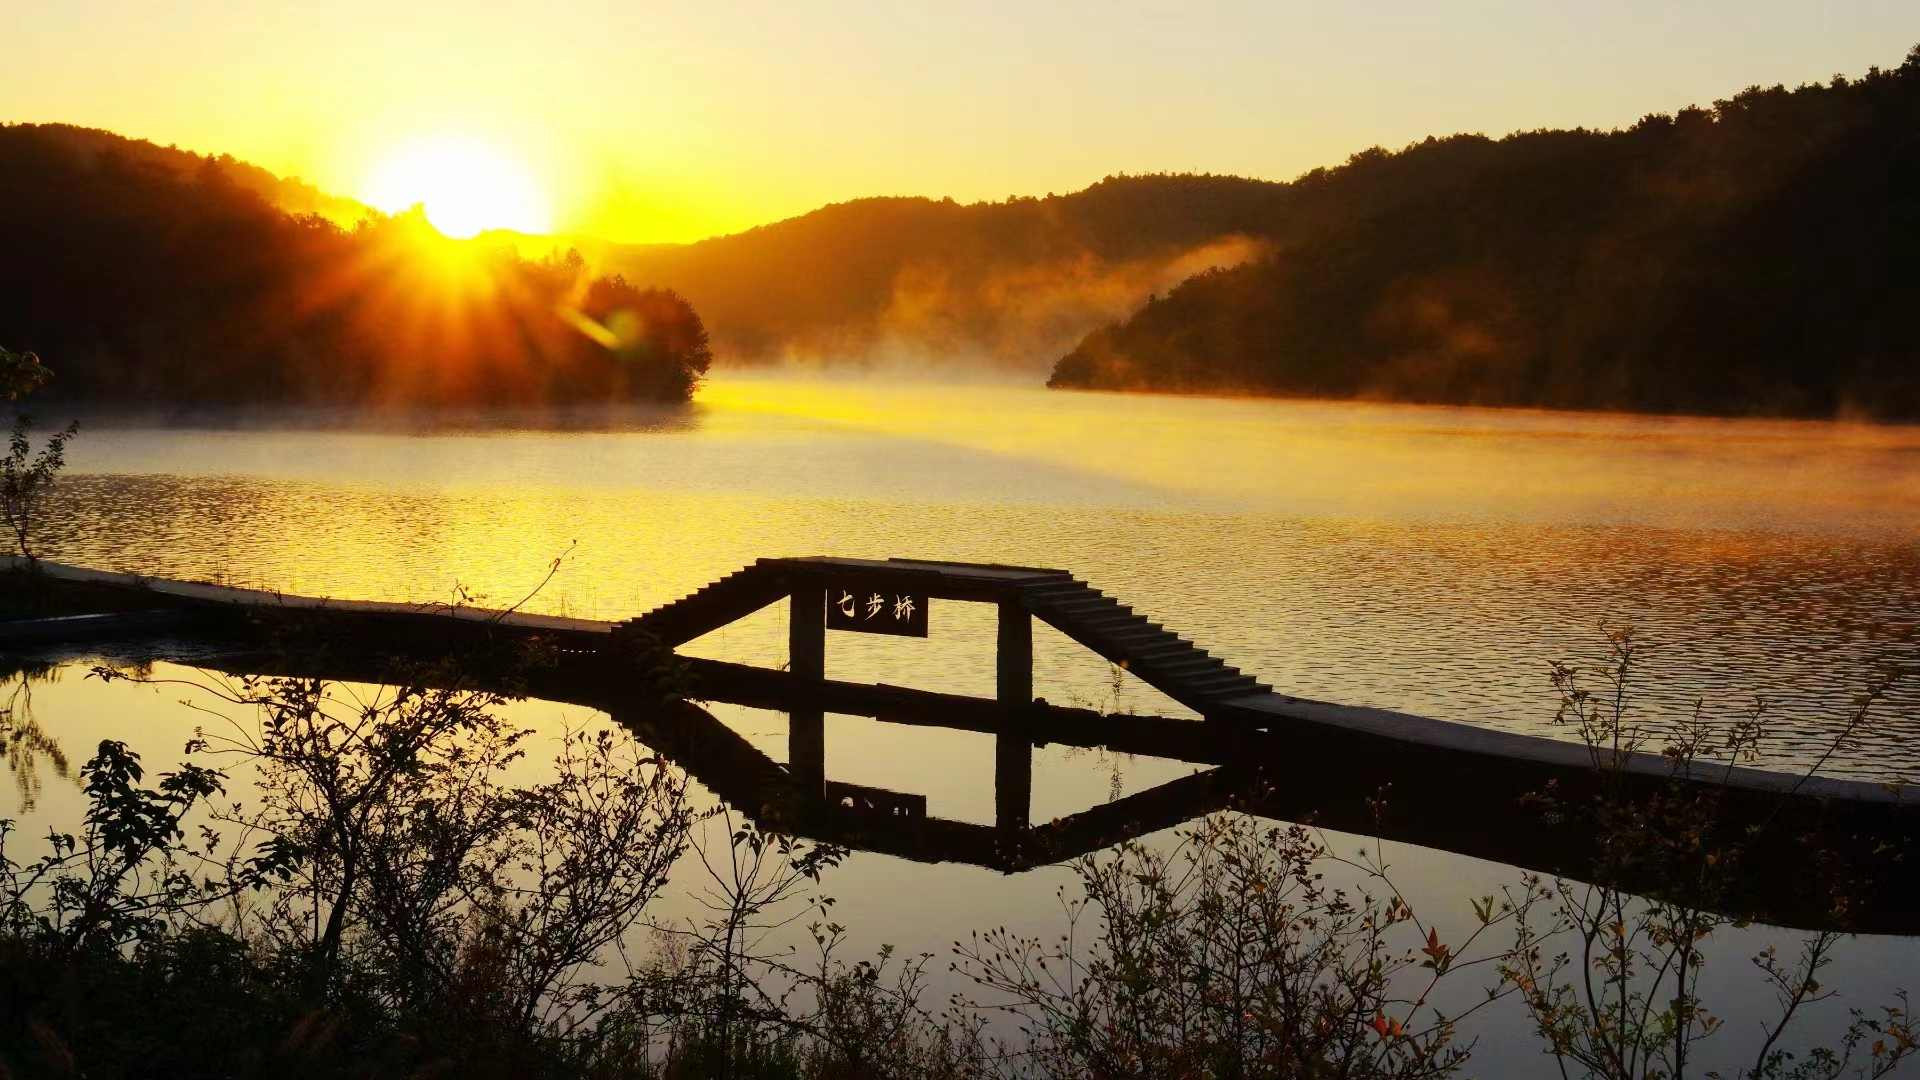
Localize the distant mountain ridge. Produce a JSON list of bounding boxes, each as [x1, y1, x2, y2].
[[1, 124, 1293, 385], [577, 175, 1289, 370], [7, 123, 373, 224], [24, 124, 1293, 372], [1049, 47, 1920, 419], [12, 46, 1920, 420]]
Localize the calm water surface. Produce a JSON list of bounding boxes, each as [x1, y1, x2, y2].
[[16, 375, 1920, 1074], [44, 374, 1920, 776]]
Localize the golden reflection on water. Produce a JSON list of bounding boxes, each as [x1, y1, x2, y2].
[[42, 376, 1920, 778], [699, 377, 1920, 529]]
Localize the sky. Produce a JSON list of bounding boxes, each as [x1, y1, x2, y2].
[[6, 0, 1918, 243]]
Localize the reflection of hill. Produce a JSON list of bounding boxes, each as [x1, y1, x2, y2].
[[1051, 49, 1920, 419], [0, 126, 711, 406], [582, 176, 1286, 370]]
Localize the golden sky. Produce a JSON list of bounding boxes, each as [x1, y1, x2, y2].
[[7, 1, 1916, 243]]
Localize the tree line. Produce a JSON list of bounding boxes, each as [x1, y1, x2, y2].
[[1051, 46, 1920, 419], [0, 125, 711, 406]]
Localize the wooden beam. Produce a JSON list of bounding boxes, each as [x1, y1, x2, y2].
[[995, 599, 1033, 831], [997, 600, 1032, 706]]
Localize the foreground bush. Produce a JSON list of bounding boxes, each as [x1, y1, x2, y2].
[[0, 638, 1914, 1078]]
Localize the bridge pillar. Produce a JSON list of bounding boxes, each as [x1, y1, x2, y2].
[[995, 599, 1032, 830], [997, 599, 1032, 705], [995, 736, 1032, 831], [789, 587, 826, 797]]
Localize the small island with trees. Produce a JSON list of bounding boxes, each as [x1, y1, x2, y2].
[[0, 125, 711, 408]]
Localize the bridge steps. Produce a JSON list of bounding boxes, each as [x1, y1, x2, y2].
[[627, 561, 793, 647], [1021, 579, 1270, 705]]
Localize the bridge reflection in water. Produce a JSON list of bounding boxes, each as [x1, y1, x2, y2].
[[608, 663, 1920, 938], [5, 554, 1917, 936]]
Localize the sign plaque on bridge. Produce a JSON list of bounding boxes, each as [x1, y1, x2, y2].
[[825, 579, 928, 637]]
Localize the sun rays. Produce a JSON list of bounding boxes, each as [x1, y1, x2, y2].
[[360, 135, 551, 239]]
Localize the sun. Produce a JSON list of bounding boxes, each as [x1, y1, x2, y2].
[[361, 136, 552, 239]]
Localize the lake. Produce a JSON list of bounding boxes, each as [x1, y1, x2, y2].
[[14, 373, 1920, 1073]]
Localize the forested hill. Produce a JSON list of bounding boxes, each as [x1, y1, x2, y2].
[[8, 123, 372, 223], [0, 125, 712, 406], [585, 175, 1290, 367], [1050, 48, 1920, 419]]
